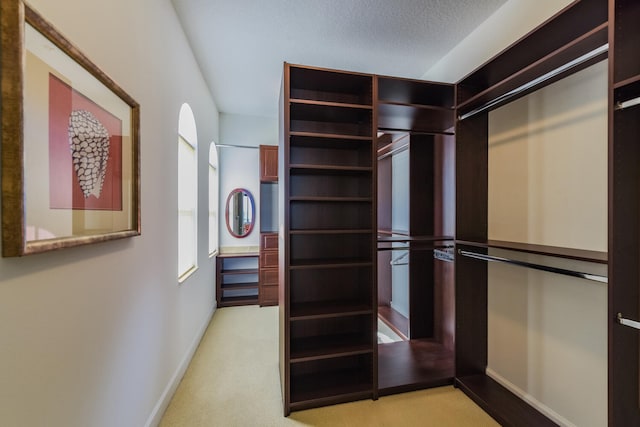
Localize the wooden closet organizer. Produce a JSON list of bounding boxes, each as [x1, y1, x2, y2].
[[280, 0, 640, 424], [455, 0, 608, 425], [279, 64, 456, 414], [375, 76, 455, 395]]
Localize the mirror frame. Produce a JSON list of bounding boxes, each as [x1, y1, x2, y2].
[[225, 188, 255, 238]]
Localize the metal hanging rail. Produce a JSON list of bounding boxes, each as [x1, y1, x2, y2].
[[216, 144, 259, 149], [458, 44, 609, 121], [458, 249, 607, 284]]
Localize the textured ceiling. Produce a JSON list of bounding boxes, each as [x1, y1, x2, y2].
[[171, 0, 507, 118]]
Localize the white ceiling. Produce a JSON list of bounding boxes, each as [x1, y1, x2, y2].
[[171, 0, 507, 118]]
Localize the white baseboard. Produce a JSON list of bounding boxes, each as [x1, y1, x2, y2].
[[144, 302, 217, 427], [485, 367, 575, 427]]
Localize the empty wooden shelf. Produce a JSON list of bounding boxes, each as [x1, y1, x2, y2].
[[216, 253, 259, 307]]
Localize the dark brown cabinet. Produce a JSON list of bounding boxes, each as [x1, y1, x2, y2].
[[216, 253, 259, 307], [259, 233, 278, 306], [259, 145, 279, 306], [260, 145, 278, 182]]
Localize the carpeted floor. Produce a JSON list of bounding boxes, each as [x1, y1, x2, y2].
[[159, 305, 499, 427]]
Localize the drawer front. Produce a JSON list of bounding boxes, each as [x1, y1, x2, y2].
[[260, 268, 279, 286], [260, 251, 279, 268], [259, 284, 278, 306], [260, 233, 278, 251]]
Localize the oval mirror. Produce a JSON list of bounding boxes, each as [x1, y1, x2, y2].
[[225, 188, 255, 238]]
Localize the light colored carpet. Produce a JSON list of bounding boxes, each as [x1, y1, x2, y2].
[[159, 305, 499, 427]]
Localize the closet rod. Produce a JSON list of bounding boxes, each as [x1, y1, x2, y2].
[[458, 250, 607, 284], [377, 245, 452, 252], [377, 144, 408, 161], [216, 144, 259, 149], [458, 43, 608, 121], [377, 127, 455, 136], [615, 96, 640, 111]]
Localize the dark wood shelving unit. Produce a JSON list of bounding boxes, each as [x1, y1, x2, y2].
[[282, 65, 456, 413], [216, 253, 259, 307], [375, 74, 456, 397], [280, 63, 377, 415], [610, 0, 640, 425]]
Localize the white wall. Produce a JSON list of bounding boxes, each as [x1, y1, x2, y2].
[[488, 62, 608, 251], [219, 113, 278, 251], [487, 63, 608, 427], [424, 1, 607, 426], [0, 1, 219, 426], [423, 0, 574, 83]]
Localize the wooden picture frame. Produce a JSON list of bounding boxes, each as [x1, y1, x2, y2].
[[1, 1, 140, 256]]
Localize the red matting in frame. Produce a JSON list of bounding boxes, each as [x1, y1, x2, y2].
[[48, 73, 122, 210]]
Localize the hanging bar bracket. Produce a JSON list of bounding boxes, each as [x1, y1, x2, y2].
[[615, 96, 640, 111], [617, 313, 640, 330]]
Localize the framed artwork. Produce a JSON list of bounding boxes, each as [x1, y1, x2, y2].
[[1, 1, 140, 256]]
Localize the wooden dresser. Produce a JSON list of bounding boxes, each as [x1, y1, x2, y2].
[[259, 145, 279, 306], [259, 232, 278, 306]]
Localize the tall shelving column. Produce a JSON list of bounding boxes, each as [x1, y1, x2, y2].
[[375, 76, 457, 394], [609, 0, 640, 424], [279, 63, 377, 415], [376, 76, 456, 341]]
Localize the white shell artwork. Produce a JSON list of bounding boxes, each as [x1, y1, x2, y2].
[[68, 110, 110, 199]]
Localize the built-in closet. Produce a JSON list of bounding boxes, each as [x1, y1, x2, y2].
[[279, 0, 640, 424], [455, 0, 608, 424], [279, 65, 456, 413], [375, 76, 455, 395]]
